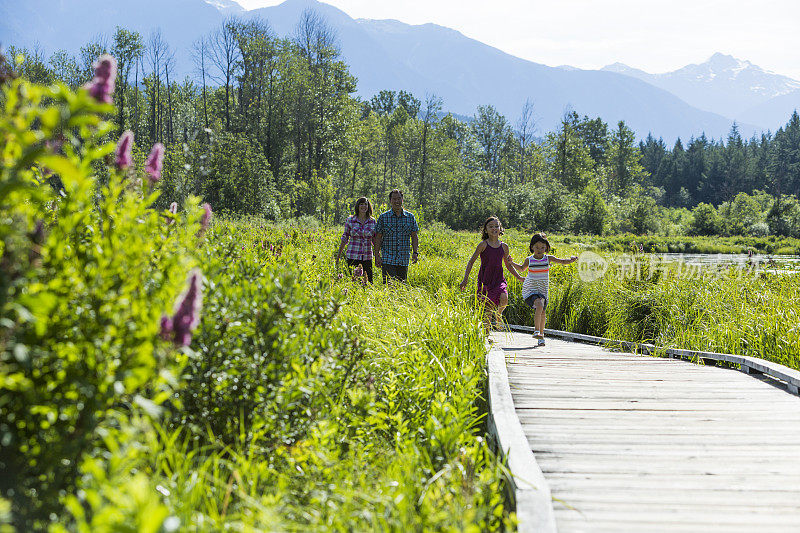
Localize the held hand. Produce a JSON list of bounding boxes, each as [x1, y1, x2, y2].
[[412, 251, 418, 264], [571, 255, 578, 263], [375, 254, 382, 267], [459, 279, 467, 291]]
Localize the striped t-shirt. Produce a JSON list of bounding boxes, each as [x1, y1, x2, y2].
[[521, 254, 550, 299]]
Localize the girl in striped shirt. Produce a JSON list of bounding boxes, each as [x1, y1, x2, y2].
[[511, 233, 577, 346]]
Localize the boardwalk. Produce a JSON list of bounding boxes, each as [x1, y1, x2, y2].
[[492, 331, 800, 532]]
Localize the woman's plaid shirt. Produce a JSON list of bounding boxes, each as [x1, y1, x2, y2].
[[341, 216, 377, 260]]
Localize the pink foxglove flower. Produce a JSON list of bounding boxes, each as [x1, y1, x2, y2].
[[197, 203, 213, 237], [160, 269, 203, 347], [145, 143, 164, 184], [115, 130, 134, 170], [159, 315, 173, 341], [84, 54, 117, 104]]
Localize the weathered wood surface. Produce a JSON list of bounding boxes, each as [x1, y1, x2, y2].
[[491, 331, 800, 532]]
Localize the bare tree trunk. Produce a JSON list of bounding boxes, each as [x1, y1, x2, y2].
[[419, 94, 442, 205], [165, 51, 175, 144], [192, 37, 210, 130], [208, 19, 241, 132], [516, 99, 536, 183], [146, 30, 168, 144], [133, 57, 140, 140], [350, 149, 360, 198]]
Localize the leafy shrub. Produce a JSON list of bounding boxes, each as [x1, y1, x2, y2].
[[766, 195, 800, 237], [175, 226, 362, 446], [749, 221, 770, 237], [531, 182, 574, 233], [199, 132, 282, 217], [720, 192, 762, 236], [436, 172, 508, 230], [621, 197, 660, 235], [0, 74, 202, 527], [572, 184, 608, 235], [688, 202, 720, 235]]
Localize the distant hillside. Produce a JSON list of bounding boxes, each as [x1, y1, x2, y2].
[[738, 89, 800, 132], [0, 0, 763, 141], [0, 0, 224, 86]]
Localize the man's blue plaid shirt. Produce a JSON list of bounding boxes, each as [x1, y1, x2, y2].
[[375, 209, 419, 266]]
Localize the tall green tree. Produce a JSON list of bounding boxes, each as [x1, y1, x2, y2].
[[111, 27, 144, 133], [607, 120, 646, 194], [472, 104, 512, 183], [546, 112, 593, 192]]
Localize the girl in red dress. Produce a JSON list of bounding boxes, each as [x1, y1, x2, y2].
[[459, 216, 524, 330]]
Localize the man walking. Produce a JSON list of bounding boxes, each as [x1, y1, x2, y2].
[[374, 189, 419, 283]]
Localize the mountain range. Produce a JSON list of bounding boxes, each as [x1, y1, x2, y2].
[[602, 54, 800, 134], [2, 0, 798, 142]]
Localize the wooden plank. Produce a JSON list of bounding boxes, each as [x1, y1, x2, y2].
[[522, 427, 800, 438], [509, 325, 800, 394], [554, 521, 773, 533], [527, 431, 800, 441], [546, 472, 800, 491], [553, 501, 800, 519], [527, 444, 800, 456], [525, 430, 800, 442], [510, 400, 800, 411], [546, 488, 800, 506], [516, 406, 800, 416], [534, 459, 800, 476], [534, 455, 800, 473], [551, 507, 800, 526], [516, 391, 798, 399]]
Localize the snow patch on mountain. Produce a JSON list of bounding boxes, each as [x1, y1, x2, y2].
[[205, 0, 245, 13]]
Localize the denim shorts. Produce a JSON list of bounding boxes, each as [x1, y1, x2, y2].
[[524, 293, 548, 310]]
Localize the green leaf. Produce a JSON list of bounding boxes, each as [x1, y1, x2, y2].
[[38, 154, 87, 190]]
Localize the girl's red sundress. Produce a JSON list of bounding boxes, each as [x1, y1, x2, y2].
[[477, 241, 508, 306]]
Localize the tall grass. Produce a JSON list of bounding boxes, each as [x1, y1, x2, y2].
[[418, 226, 800, 371], [504, 250, 800, 370], [59, 220, 514, 531]]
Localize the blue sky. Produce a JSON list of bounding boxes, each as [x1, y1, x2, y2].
[[235, 0, 800, 79]]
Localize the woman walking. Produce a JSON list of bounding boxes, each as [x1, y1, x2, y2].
[[336, 197, 378, 283]]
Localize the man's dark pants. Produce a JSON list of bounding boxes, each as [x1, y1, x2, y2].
[[381, 263, 408, 283]]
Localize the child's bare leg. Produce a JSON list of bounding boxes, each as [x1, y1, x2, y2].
[[533, 299, 545, 336], [537, 311, 546, 337], [495, 292, 508, 326]]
